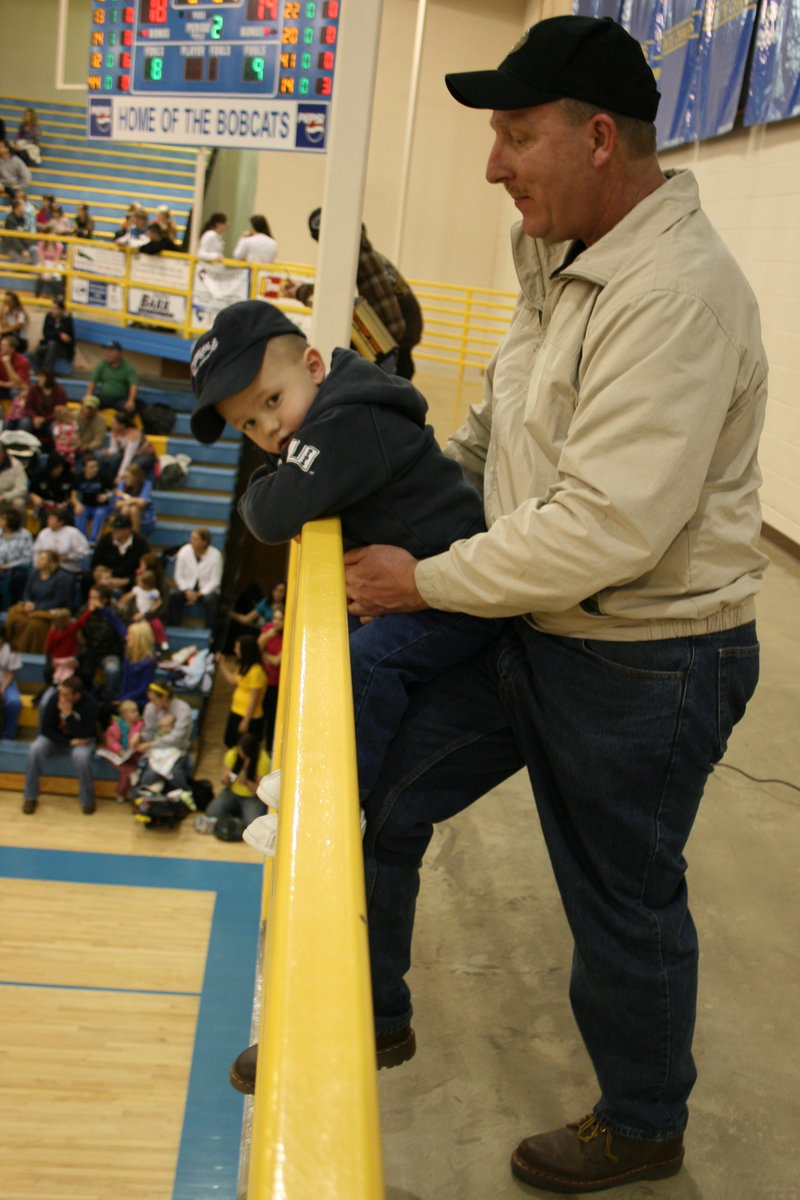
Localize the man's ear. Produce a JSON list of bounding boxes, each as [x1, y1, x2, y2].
[[304, 346, 327, 383]]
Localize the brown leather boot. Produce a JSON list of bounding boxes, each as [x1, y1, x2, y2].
[[229, 1024, 416, 1094], [511, 1113, 684, 1193]]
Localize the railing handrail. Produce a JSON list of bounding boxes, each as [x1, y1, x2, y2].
[[247, 521, 385, 1199]]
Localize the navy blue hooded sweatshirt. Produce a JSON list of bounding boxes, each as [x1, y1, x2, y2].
[[239, 348, 485, 555]]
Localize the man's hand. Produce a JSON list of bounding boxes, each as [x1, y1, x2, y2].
[[344, 545, 427, 617]]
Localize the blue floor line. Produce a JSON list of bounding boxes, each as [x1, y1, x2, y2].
[[0, 846, 263, 1200], [0, 979, 201, 997]]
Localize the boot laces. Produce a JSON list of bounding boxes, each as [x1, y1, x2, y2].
[[576, 1115, 619, 1164]]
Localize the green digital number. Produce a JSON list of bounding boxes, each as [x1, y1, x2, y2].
[[301, 51, 311, 68], [211, 13, 223, 38], [305, 2, 316, 15], [252, 56, 265, 80]]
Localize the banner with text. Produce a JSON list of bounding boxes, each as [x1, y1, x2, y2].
[[745, 0, 800, 125]]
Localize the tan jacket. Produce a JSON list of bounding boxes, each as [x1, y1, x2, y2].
[[416, 170, 768, 639]]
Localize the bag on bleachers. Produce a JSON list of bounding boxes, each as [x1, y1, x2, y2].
[[141, 403, 177, 435], [157, 452, 190, 488]]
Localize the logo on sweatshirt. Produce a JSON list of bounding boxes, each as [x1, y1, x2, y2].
[[286, 438, 320, 472]]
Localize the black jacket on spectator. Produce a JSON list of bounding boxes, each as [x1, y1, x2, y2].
[[40, 311, 76, 362], [30, 456, 75, 506], [40, 688, 99, 746], [23, 566, 75, 609], [90, 531, 150, 591]]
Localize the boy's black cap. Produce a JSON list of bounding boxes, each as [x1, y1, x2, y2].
[[189, 300, 306, 444], [445, 16, 660, 123]]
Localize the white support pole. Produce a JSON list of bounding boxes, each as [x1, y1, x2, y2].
[[190, 149, 206, 256], [392, 0, 428, 266], [57, 0, 86, 91], [310, 0, 385, 364]]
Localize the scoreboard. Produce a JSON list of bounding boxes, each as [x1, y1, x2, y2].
[[86, 0, 341, 150]]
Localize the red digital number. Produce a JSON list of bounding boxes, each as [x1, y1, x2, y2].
[[122, 6, 134, 21], [122, 29, 133, 44], [315, 76, 331, 96], [147, 0, 168, 23], [120, 75, 131, 91], [323, 1, 339, 16], [322, 24, 336, 44], [318, 50, 334, 70], [120, 52, 131, 67]]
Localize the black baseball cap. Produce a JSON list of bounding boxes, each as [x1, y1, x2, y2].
[[308, 207, 322, 241], [105, 339, 122, 351], [189, 300, 306, 444], [445, 16, 660, 123]]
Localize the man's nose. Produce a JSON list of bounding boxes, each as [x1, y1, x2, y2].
[[486, 138, 509, 184]]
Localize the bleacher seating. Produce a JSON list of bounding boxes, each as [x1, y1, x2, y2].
[[0, 96, 197, 242]]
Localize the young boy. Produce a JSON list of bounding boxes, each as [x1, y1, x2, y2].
[[189, 300, 499, 843]]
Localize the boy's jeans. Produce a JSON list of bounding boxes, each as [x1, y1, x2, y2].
[[363, 618, 759, 1140], [350, 609, 501, 803]]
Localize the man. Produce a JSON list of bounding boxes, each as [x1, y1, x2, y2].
[[23, 675, 99, 815], [335, 16, 766, 1194], [84, 341, 138, 414], [76, 396, 107, 454], [91, 512, 149, 593], [167, 527, 222, 629], [0, 332, 30, 402], [3, 196, 35, 262], [0, 140, 31, 201], [286, 209, 423, 380]]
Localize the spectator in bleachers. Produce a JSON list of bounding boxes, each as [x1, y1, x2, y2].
[[117, 617, 158, 708], [51, 405, 80, 466], [0, 505, 33, 610], [3, 198, 34, 262], [115, 210, 149, 247], [32, 505, 89, 576], [138, 221, 180, 255], [113, 463, 154, 535], [1, 291, 29, 352], [84, 341, 138, 415], [74, 582, 126, 698], [13, 109, 42, 167], [43, 608, 83, 686], [22, 369, 62, 447], [215, 633, 267, 747], [32, 298, 75, 373], [136, 681, 194, 791], [0, 445, 29, 512], [91, 512, 150, 594], [71, 453, 112, 543], [0, 332, 31, 407], [76, 396, 106, 453], [167, 527, 222, 629], [233, 215, 277, 264], [156, 205, 179, 243], [35, 230, 65, 298], [28, 451, 75, 526], [100, 413, 156, 483], [197, 212, 228, 261], [0, 620, 23, 739], [0, 141, 31, 201], [6, 548, 74, 652], [48, 204, 71, 236], [72, 203, 94, 239], [36, 196, 56, 230], [15, 190, 36, 231], [23, 675, 99, 815]]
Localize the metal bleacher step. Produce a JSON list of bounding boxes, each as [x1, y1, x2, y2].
[[169, 436, 240, 466], [150, 489, 232, 522], [148, 519, 226, 551], [182, 464, 236, 493]]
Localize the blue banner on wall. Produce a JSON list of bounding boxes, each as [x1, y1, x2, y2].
[[744, 0, 800, 125], [573, 0, 624, 16]]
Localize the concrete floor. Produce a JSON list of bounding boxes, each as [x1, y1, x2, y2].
[[376, 538, 800, 1200]]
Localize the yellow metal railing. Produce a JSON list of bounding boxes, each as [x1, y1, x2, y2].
[[0, 228, 514, 379], [247, 522, 384, 1200]]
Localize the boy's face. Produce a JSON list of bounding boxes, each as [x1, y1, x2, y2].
[[215, 339, 325, 456]]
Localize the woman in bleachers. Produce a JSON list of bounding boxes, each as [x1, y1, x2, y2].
[[101, 414, 157, 484], [73, 204, 94, 240], [1, 291, 29, 353], [117, 616, 159, 708], [32, 298, 76, 373], [0, 621, 23, 739], [113, 463, 154, 536], [23, 367, 67, 446], [156, 205, 179, 243], [36, 196, 56, 231], [0, 444, 29, 512], [6, 548, 74, 652], [32, 504, 89, 577], [74, 582, 126, 699], [215, 633, 267, 748], [0, 505, 33, 611], [197, 212, 228, 261], [13, 108, 41, 167]]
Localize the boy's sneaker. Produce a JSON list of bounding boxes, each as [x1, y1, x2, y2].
[[243, 813, 279, 856], [194, 814, 217, 834], [256, 769, 281, 810]]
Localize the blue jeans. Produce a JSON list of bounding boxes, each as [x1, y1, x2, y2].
[[74, 505, 111, 542], [25, 734, 97, 809], [1, 679, 22, 738], [350, 609, 501, 802], [363, 618, 759, 1140]]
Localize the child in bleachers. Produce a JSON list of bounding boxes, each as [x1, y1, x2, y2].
[[99, 698, 144, 800], [72, 453, 112, 543], [51, 406, 79, 466], [43, 608, 82, 686], [121, 569, 167, 649]]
